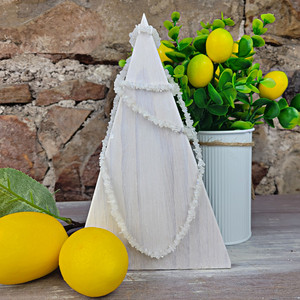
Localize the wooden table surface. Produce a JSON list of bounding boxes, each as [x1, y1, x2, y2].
[[1, 194, 300, 300]]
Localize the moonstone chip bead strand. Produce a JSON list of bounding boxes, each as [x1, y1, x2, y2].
[[129, 23, 161, 48], [98, 25, 205, 259]]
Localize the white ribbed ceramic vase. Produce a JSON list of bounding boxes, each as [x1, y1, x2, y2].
[[197, 128, 254, 245]]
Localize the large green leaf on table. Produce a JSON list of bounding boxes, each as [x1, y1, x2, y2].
[[264, 101, 280, 119], [227, 57, 252, 71], [178, 37, 193, 51], [165, 51, 186, 63], [193, 35, 208, 54], [194, 88, 208, 108], [219, 69, 233, 90], [260, 78, 276, 88], [238, 35, 253, 57], [278, 98, 289, 110], [168, 26, 180, 40], [0, 168, 59, 218], [252, 98, 272, 106], [161, 40, 176, 49], [252, 35, 265, 47], [236, 91, 250, 104], [230, 120, 254, 130], [207, 104, 228, 116], [208, 83, 223, 105]]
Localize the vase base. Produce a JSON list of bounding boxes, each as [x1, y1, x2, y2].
[[224, 232, 252, 246]]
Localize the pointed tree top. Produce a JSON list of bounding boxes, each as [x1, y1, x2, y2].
[[141, 13, 149, 26]]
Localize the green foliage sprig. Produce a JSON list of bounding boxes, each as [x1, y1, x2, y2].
[[0, 168, 75, 225], [161, 12, 300, 130]]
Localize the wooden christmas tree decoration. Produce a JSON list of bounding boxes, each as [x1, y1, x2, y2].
[[86, 14, 231, 269]]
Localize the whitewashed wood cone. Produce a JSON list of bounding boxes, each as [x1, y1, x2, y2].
[[86, 14, 231, 270]]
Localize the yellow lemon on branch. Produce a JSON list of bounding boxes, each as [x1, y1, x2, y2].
[[187, 54, 214, 88]]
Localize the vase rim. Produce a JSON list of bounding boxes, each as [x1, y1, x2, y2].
[[197, 128, 255, 135]]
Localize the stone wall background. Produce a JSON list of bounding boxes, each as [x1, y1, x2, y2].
[[0, 0, 299, 201]]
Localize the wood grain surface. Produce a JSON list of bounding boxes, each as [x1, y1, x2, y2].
[[1, 194, 300, 299], [86, 16, 230, 270]]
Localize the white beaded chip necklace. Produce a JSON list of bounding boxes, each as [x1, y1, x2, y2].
[[99, 26, 205, 259]]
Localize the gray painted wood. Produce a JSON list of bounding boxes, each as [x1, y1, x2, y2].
[[1, 194, 300, 299]]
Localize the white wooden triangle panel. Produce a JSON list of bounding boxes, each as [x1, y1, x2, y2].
[[86, 14, 231, 269]]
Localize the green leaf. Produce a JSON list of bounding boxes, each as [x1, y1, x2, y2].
[[251, 63, 260, 71], [178, 38, 193, 51], [252, 35, 265, 47], [212, 19, 225, 30], [168, 26, 180, 40], [171, 11, 180, 23], [264, 101, 280, 119], [165, 51, 186, 63], [200, 112, 213, 129], [248, 84, 260, 93], [221, 87, 236, 108], [181, 75, 188, 89], [161, 40, 176, 49], [223, 18, 235, 26], [238, 35, 253, 57], [290, 94, 300, 111], [164, 20, 173, 30], [278, 98, 288, 110], [230, 121, 254, 130], [252, 98, 272, 106], [260, 78, 276, 88], [201, 28, 210, 35], [236, 91, 250, 104], [246, 69, 258, 83], [207, 105, 228, 116], [264, 117, 275, 128], [164, 65, 174, 76], [180, 45, 193, 58], [208, 83, 223, 105], [0, 168, 59, 218], [185, 98, 193, 107], [257, 69, 263, 80], [252, 19, 264, 35], [232, 72, 236, 87], [193, 35, 208, 54], [194, 88, 208, 108], [118, 59, 126, 68], [219, 69, 233, 90], [174, 65, 185, 75], [236, 85, 252, 93], [227, 57, 252, 71], [261, 13, 275, 25], [200, 21, 210, 29], [278, 107, 300, 129]]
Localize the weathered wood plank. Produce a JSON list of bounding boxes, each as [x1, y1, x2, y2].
[[1, 195, 300, 299]]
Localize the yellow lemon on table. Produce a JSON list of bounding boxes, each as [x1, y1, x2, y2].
[[59, 227, 128, 298], [259, 71, 288, 100], [206, 28, 234, 63], [158, 43, 174, 62], [187, 54, 213, 88], [0, 212, 68, 285]]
